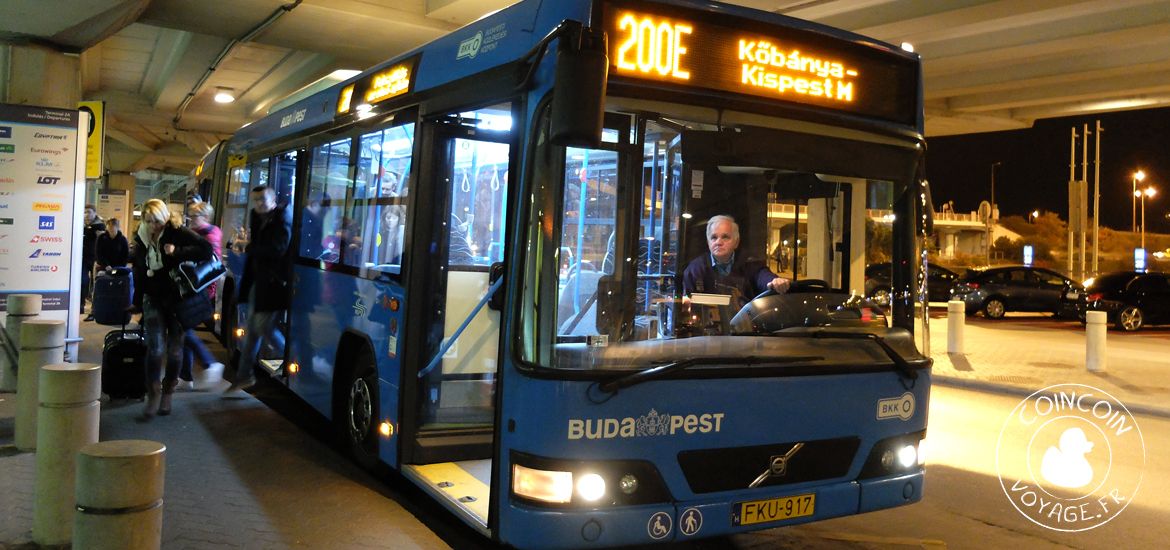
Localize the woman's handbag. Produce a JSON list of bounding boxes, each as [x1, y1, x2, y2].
[[171, 254, 226, 298], [171, 290, 213, 330]]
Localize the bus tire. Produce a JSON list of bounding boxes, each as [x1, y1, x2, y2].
[[338, 350, 382, 472]]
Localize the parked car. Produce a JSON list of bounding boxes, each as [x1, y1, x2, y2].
[[950, 266, 1082, 319], [1071, 271, 1170, 331], [864, 262, 959, 305]]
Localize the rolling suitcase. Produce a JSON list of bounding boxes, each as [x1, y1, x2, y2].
[[92, 268, 134, 326], [102, 326, 147, 400]]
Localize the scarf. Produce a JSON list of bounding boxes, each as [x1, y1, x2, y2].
[[138, 221, 166, 277]]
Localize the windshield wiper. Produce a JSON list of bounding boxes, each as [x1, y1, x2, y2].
[[598, 355, 823, 394], [756, 330, 919, 380]]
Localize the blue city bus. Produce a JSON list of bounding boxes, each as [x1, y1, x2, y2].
[[203, 0, 935, 547]]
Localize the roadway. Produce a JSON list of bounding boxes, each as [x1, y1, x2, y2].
[[4, 316, 1168, 550]]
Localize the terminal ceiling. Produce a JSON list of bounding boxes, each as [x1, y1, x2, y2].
[[5, 0, 1169, 175]]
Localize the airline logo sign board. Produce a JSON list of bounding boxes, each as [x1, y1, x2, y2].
[[0, 102, 87, 336]]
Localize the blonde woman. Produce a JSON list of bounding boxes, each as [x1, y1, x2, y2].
[[129, 200, 214, 418]]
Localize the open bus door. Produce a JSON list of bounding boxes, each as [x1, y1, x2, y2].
[[399, 104, 516, 534]]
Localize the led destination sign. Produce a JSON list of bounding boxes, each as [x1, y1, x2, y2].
[[337, 55, 421, 116], [601, 1, 918, 125]]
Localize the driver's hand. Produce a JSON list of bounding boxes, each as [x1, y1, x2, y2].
[[768, 277, 791, 293]]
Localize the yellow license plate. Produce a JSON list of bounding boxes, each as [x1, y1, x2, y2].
[[732, 493, 815, 526]]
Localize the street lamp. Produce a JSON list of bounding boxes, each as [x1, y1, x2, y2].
[[986, 162, 1001, 265], [1140, 187, 1156, 249], [1133, 171, 1146, 232], [1031, 210, 1040, 223]]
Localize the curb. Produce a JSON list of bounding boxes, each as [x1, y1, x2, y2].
[[932, 375, 1170, 420]]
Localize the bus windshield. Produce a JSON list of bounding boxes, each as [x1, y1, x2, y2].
[[520, 98, 924, 371]]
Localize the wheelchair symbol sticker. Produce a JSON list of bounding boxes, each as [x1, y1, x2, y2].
[[647, 511, 672, 539], [680, 508, 702, 536]]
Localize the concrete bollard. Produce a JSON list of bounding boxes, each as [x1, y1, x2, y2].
[[15, 320, 66, 451], [33, 363, 102, 546], [74, 440, 166, 550], [947, 300, 965, 355], [1086, 311, 1107, 372], [1, 293, 42, 392]]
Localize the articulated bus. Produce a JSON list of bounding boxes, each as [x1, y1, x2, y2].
[[199, 0, 934, 546]]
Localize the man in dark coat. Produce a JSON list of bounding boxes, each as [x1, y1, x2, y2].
[[81, 204, 105, 318], [682, 215, 790, 309], [226, 185, 293, 392]]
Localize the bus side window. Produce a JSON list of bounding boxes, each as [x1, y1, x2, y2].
[[303, 138, 351, 263], [356, 123, 414, 274]]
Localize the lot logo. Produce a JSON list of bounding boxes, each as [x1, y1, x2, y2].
[[997, 384, 1144, 532], [568, 408, 725, 439], [457, 31, 483, 59], [31, 265, 59, 273], [34, 132, 68, 141], [33, 202, 61, 212], [30, 235, 63, 243], [37, 176, 60, 185], [38, 216, 55, 230]]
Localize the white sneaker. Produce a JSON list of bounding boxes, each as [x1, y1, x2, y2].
[[205, 361, 225, 378], [178, 380, 195, 391]]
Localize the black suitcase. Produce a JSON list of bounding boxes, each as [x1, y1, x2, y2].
[[102, 328, 147, 400], [92, 268, 134, 326]]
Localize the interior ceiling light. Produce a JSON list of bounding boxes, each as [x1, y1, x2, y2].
[[214, 88, 236, 103]]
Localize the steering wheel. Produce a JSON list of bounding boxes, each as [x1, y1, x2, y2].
[[749, 278, 831, 301]]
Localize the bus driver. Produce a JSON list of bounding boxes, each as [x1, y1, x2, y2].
[[683, 215, 790, 309]]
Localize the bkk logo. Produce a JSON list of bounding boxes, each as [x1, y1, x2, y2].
[[997, 384, 1144, 531], [568, 409, 725, 439]]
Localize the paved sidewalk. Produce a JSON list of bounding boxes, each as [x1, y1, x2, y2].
[[0, 319, 454, 550], [925, 310, 1170, 418]]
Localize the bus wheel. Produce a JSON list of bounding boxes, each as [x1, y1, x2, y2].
[[341, 351, 381, 471]]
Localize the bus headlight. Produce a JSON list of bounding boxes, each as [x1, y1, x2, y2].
[[512, 464, 572, 503], [577, 473, 606, 501], [897, 445, 917, 468], [857, 430, 926, 480], [509, 451, 671, 508]]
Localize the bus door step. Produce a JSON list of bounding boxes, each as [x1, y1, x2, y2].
[[259, 359, 284, 374]]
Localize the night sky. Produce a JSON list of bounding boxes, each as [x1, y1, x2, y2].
[[925, 106, 1170, 235]]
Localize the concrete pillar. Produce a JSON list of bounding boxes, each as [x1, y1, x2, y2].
[[1, 294, 42, 392], [806, 198, 831, 282], [1086, 311, 1107, 372], [34, 363, 102, 545], [14, 320, 66, 451], [848, 184, 867, 296], [2, 43, 82, 108], [75, 440, 167, 550], [947, 300, 965, 354]]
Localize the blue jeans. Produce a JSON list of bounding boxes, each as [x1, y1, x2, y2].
[[143, 295, 183, 386], [181, 328, 217, 381], [233, 296, 286, 382]]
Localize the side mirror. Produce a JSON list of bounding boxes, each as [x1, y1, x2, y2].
[[488, 262, 506, 311], [550, 27, 607, 148]]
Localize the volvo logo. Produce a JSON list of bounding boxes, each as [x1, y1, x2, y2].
[[749, 443, 804, 488]]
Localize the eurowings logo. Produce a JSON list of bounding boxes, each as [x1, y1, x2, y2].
[[568, 408, 725, 439]]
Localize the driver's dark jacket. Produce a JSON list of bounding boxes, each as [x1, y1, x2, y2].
[[239, 204, 293, 312], [683, 252, 779, 308]]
